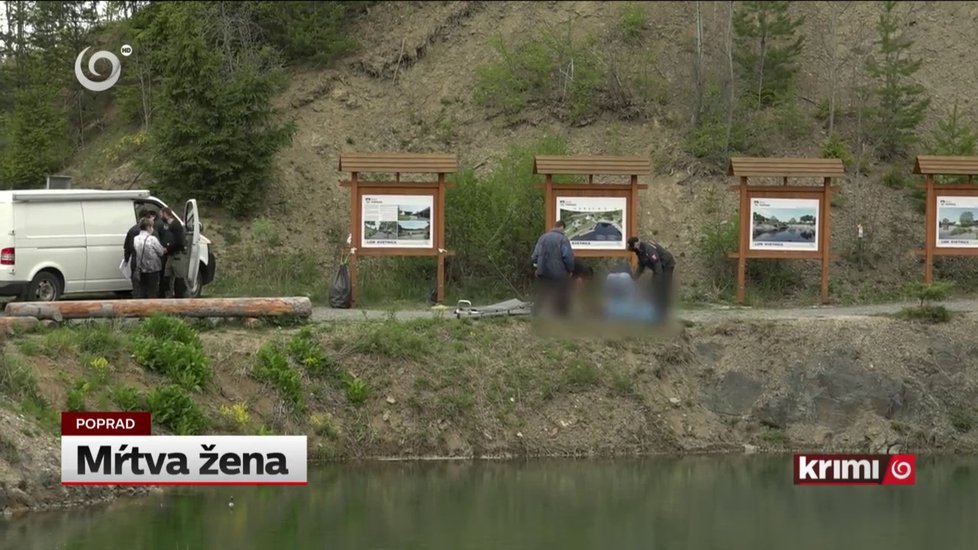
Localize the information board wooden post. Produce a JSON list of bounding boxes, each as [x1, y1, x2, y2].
[[339, 153, 458, 307], [533, 155, 650, 270], [912, 155, 978, 283], [924, 174, 935, 283], [727, 157, 844, 305], [820, 176, 832, 303]]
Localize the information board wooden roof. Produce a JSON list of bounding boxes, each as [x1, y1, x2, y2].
[[727, 157, 844, 177], [533, 155, 650, 176], [913, 155, 978, 176], [338, 153, 458, 174]]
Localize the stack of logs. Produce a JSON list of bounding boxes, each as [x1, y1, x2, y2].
[[0, 297, 313, 334]]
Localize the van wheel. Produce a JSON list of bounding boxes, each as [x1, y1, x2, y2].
[[25, 271, 62, 302], [188, 269, 204, 298]]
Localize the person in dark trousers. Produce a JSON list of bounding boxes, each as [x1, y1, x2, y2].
[[132, 218, 166, 299], [159, 207, 188, 298], [530, 221, 575, 316], [627, 236, 676, 317], [569, 258, 596, 316], [124, 209, 156, 278]]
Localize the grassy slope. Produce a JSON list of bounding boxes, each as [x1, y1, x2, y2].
[[3, 311, 978, 510], [64, 1, 978, 306]]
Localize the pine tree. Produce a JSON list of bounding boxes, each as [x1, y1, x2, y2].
[[142, 2, 295, 216], [733, 0, 805, 109], [1, 78, 70, 188], [931, 103, 976, 157], [930, 102, 976, 183], [865, 0, 930, 160]]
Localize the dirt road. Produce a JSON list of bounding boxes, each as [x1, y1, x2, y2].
[[311, 299, 978, 323]]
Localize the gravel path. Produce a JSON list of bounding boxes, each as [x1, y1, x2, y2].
[[311, 299, 978, 323]]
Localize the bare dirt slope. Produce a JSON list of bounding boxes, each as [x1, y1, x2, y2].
[[76, 1, 978, 302]]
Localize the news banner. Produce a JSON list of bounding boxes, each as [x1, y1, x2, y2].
[[61, 412, 307, 485], [60, 412, 914, 487]]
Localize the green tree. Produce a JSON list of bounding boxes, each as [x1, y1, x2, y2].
[[141, 2, 295, 216], [931, 102, 976, 156], [1, 79, 70, 188], [961, 211, 975, 228], [248, 1, 368, 65], [930, 102, 977, 184], [733, 1, 805, 109], [865, 0, 930, 160]]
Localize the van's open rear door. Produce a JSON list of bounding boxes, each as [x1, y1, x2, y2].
[[184, 199, 202, 288]]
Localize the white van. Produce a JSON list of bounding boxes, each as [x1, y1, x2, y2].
[[0, 189, 216, 302]]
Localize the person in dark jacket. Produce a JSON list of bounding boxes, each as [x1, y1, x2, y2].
[[627, 236, 676, 316], [159, 207, 188, 298], [124, 209, 156, 278], [530, 221, 575, 316]]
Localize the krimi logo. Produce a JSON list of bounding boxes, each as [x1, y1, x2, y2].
[[75, 46, 126, 92], [793, 454, 915, 485]]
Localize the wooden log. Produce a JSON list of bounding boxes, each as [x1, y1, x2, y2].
[[0, 316, 40, 334], [3, 297, 312, 320]]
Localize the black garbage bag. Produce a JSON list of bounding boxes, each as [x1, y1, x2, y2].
[[329, 263, 352, 309]]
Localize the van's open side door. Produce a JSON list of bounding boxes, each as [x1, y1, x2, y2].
[[184, 199, 202, 287]]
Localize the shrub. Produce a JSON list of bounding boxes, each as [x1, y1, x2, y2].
[[131, 338, 212, 391], [66, 380, 92, 412], [684, 120, 753, 168], [882, 166, 909, 189], [137, 314, 200, 346], [620, 3, 647, 43], [287, 329, 333, 375], [76, 323, 126, 359], [696, 186, 739, 294], [219, 403, 251, 431], [821, 134, 854, 171], [444, 133, 569, 297], [310, 412, 339, 439], [110, 385, 143, 412], [147, 385, 207, 435], [905, 281, 953, 307], [130, 315, 211, 390], [349, 321, 433, 361], [254, 342, 305, 411], [950, 408, 974, 433], [342, 373, 370, 406], [473, 32, 605, 125], [86, 356, 110, 385], [0, 354, 39, 400], [899, 281, 954, 323]]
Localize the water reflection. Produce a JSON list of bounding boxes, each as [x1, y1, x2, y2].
[[1, 455, 975, 550]]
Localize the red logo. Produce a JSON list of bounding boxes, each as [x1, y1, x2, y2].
[[793, 454, 915, 485]]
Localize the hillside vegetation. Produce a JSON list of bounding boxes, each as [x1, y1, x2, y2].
[[2, 1, 978, 305]]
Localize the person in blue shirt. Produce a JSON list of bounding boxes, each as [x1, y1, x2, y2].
[[530, 221, 575, 316]]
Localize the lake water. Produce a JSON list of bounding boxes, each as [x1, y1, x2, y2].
[[754, 228, 816, 243], [2, 455, 976, 550]]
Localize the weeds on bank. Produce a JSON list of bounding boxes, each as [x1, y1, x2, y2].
[[949, 408, 974, 433], [0, 434, 20, 465], [219, 403, 252, 432], [147, 384, 207, 435], [288, 328, 334, 376], [130, 315, 212, 391], [110, 385, 144, 411], [254, 341, 305, 412], [0, 353, 39, 401]]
